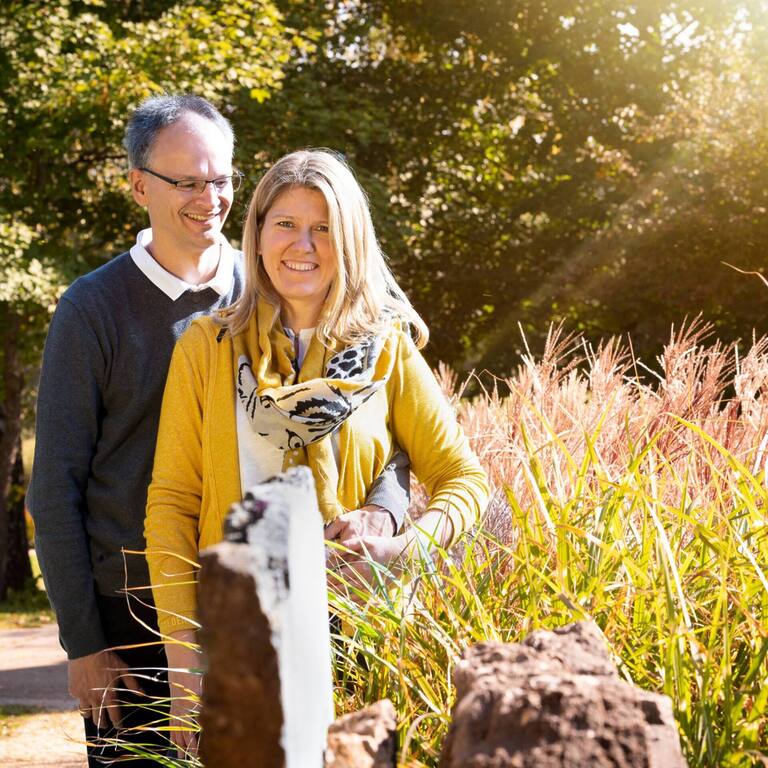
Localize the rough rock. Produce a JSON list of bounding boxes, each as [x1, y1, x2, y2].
[[325, 699, 397, 768], [198, 466, 334, 768], [440, 621, 687, 768], [198, 541, 284, 767]]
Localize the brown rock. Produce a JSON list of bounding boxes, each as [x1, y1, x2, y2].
[[198, 541, 285, 768], [325, 699, 397, 768], [440, 622, 687, 768]]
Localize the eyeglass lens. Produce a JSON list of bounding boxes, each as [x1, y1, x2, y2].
[[177, 174, 243, 194]]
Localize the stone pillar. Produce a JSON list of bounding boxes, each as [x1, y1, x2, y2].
[[440, 621, 688, 768], [198, 466, 334, 768]]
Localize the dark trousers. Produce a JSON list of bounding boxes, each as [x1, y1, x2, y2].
[[84, 593, 171, 766]]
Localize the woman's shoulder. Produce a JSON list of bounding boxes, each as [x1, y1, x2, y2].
[[382, 318, 430, 390], [386, 317, 419, 357], [175, 316, 232, 362], [181, 315, 225, 343]]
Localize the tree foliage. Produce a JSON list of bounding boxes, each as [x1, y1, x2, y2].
[[236, 1, 768, 372]]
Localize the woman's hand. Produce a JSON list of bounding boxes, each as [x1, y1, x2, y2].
[[165, 630, 202, 758], [327, 509, 454, 597], [168, 668, 201, 758], [324, 504, 396, 542], [325, 506, 401, 597], [328, 533, 408, 599]]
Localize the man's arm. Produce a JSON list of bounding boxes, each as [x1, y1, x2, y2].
[[29, 297, 142, 726], [27, 296, 108, 659], [360, 449, 410, 534], [325, 449, 411, 545]]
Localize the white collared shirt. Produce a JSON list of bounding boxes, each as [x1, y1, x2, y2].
[[129, 228, 235, 300]]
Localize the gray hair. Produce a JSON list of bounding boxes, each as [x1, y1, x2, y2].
[[123, 94, 235, 169]]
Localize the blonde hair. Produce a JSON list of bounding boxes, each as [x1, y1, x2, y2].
[[222, 149, 428, 348]]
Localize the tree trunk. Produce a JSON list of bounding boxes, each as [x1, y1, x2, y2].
[[0, 309, 30, 600], [2, 445, 31, 595]]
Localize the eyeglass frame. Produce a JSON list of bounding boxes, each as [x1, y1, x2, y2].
[[139, 167, 244, 194]]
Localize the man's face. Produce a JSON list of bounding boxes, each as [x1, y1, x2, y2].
[[129, 112, 234, 259]]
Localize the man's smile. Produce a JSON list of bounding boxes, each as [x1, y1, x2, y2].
[[183, 211, 219, 222]]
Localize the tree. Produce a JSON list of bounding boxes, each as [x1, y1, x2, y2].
[[524, 35, 768, 362], [0, 218, 56, 599], [372, 0, 760, 370]]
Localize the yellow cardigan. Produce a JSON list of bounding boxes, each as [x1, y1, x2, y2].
[[145, 315, 489, 635]]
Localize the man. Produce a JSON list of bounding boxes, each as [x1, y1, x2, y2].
[[28, 94, 408, 764]]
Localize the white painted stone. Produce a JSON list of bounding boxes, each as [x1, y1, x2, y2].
[[237, 467, 335, 768]]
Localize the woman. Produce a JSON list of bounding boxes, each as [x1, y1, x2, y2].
[[145, 149, 488, 754]]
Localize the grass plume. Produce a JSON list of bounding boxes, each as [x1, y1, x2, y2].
[[128, 320, 767, 767]]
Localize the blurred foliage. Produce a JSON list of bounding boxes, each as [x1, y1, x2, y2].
[[236, 0, 768, 373], [1, 0, 767, 402], [0, 579, 53, 630]]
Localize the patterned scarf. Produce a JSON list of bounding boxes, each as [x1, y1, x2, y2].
[[234, 298, 394, 521]]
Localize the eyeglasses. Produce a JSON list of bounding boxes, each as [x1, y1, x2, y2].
[[140, 167, 244, 194]]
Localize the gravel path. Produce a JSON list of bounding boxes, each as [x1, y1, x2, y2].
[[0, 625, 72, 709], [0, 625, 87, 766], [0, 710, 86, 767]]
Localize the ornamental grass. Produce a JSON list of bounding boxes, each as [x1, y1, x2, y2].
[[331, 320, 768, 768]]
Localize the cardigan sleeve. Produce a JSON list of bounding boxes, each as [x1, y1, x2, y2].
[[388, 330, 489, 542], [145, 323, 208, 636]]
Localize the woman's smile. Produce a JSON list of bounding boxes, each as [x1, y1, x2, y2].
[[260, 186, 337, 329], [282, 260, 318, 272]]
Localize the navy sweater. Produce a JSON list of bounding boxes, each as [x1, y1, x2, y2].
[[28, 252, 245, 658]]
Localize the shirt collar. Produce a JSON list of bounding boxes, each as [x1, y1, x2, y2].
[[129, 228, 235, 301]]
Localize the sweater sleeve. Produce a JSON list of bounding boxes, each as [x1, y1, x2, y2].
[[144, 325, 207, 636], [362, 449, 410, 533], [27, 297, 108, 659], [389, 331, 488, 543]]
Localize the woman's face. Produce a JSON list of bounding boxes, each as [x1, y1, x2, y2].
[[259, 186, 337, 330]]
